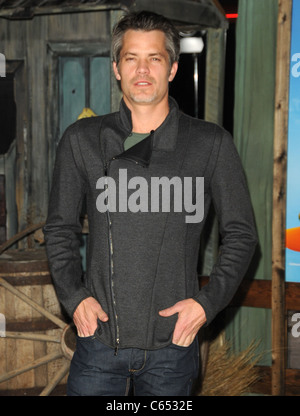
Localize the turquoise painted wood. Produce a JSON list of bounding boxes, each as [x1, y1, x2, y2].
[[58, 55, 111, 270], [90, 57, 111, 117], [59, 56, 86, 137], [59, 56, 111, 137]]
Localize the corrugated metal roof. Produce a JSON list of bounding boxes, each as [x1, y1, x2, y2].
[[0, 1, 132, 18], [0, 0, 227, 29], [0, 0, 123, 7]]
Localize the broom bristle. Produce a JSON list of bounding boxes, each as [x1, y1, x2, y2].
[[199, 340, 261, 396]]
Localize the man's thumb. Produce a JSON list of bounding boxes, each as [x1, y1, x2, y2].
[[159, 305, 177, 317], [97, 308, 109, 322]]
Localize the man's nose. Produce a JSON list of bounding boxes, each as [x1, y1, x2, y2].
[[136, 59, 150, 74]]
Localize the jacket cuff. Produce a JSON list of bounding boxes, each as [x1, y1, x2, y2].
[[63, 287, 93, 319], [192, 293, 215, 327]]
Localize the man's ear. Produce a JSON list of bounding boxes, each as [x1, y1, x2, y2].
[[168, 61, 178, 82], [113, 62, 121, 81]]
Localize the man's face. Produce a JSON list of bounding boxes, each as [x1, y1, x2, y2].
[[113, 30, 178, 108]]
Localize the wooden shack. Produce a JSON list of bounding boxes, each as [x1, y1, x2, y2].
[[0, 0, 227, 243], [1, 0, 299, 397], [0, 0, 228, 395]]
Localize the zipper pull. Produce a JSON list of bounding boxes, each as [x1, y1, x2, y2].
[[114, 339, 120, 356], [103, 164, 109, 192], [104, 158, 115, 176]]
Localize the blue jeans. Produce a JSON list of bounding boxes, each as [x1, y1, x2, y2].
[[67, 336, 199, 396]]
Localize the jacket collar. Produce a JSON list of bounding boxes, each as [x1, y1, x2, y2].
[[117, 96, 180, 152]]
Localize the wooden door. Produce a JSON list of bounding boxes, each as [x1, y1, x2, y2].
[[58, 55, 111, 270], [58, 56, 111, 137]]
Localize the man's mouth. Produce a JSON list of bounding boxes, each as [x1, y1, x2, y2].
[[134, 81, 152, 86]]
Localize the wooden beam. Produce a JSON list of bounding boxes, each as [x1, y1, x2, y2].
[[199, 276, 300, 310], [286, 282, 300, 310], [272, 0, 292, 396], [47, 41, 110, 57], [200, 27, 227, 279], [230, 279, 272, 309], [205, 27, 226, 125], [285, 367, 300, 396], [250, 366, 300, 396]]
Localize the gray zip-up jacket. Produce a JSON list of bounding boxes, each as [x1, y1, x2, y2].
[[44, 97, 257, 351]]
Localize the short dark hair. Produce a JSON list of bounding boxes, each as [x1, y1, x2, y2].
[[112, 11, 180, 67]]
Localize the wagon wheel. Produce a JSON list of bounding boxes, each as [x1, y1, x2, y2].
[[0, 276, 76, 396], [0, 223, 78, 396], [0, 220, 210, 395]]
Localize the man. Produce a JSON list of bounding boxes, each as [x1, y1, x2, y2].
[[44, 11, 257, 396]]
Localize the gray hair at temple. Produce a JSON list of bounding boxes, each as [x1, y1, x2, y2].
[[112, 11, 180, 68]]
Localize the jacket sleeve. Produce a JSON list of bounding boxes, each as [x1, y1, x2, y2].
[[193, 128, 258, 325], [43, 124, 92, 318]]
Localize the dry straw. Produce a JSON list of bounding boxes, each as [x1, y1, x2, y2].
[[199, 339, 261, 396]]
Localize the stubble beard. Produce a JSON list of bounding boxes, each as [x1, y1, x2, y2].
[[127, 76, 159, 105], [129, 92, 158, 104]]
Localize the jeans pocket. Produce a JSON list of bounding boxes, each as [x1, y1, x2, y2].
[[170, 341, 194, 350], [171, 343, 190, 350], [76, 334, 96, 343], [93, 318, 104, 342], [76, 318, 103, 342]]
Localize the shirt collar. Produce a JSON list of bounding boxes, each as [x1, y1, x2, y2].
[[118, 96, 180, 152]]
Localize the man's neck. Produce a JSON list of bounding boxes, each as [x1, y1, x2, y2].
[[124, 97, 170, 133]]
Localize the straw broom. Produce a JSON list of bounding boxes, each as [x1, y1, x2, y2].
[[199, 338, 261, 396]]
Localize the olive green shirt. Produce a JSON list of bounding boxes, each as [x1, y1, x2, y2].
[[124, 132, 149, 151]]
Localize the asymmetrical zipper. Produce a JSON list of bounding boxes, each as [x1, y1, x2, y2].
[[103, 131, 153, 355], [104, 161, 120, 355]]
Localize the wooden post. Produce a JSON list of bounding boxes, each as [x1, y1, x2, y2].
[[205, 27, 227, 126], [272, 0, 292, 396], [110, 9, 124, 112], [202, 27, 227, 275]]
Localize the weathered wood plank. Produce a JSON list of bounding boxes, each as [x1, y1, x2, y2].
[[110, 9, 124, 112], [5, 318, 63, 332], [250, 366, 300, 396], [205, 27, 226, 125], [0, 250, 67, 393], [199, 276, 300, 310], [47, 11, 109, 42], [286, 283, 300, 311], [0, 175, 6, 244], [0, 20, 30, 241], [25, 16, 49, 228], [272, 0, 292, 396]]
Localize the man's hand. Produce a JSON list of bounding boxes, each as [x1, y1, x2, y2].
[[159, 299, 206, 347], [73, 297, 109, 337]]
